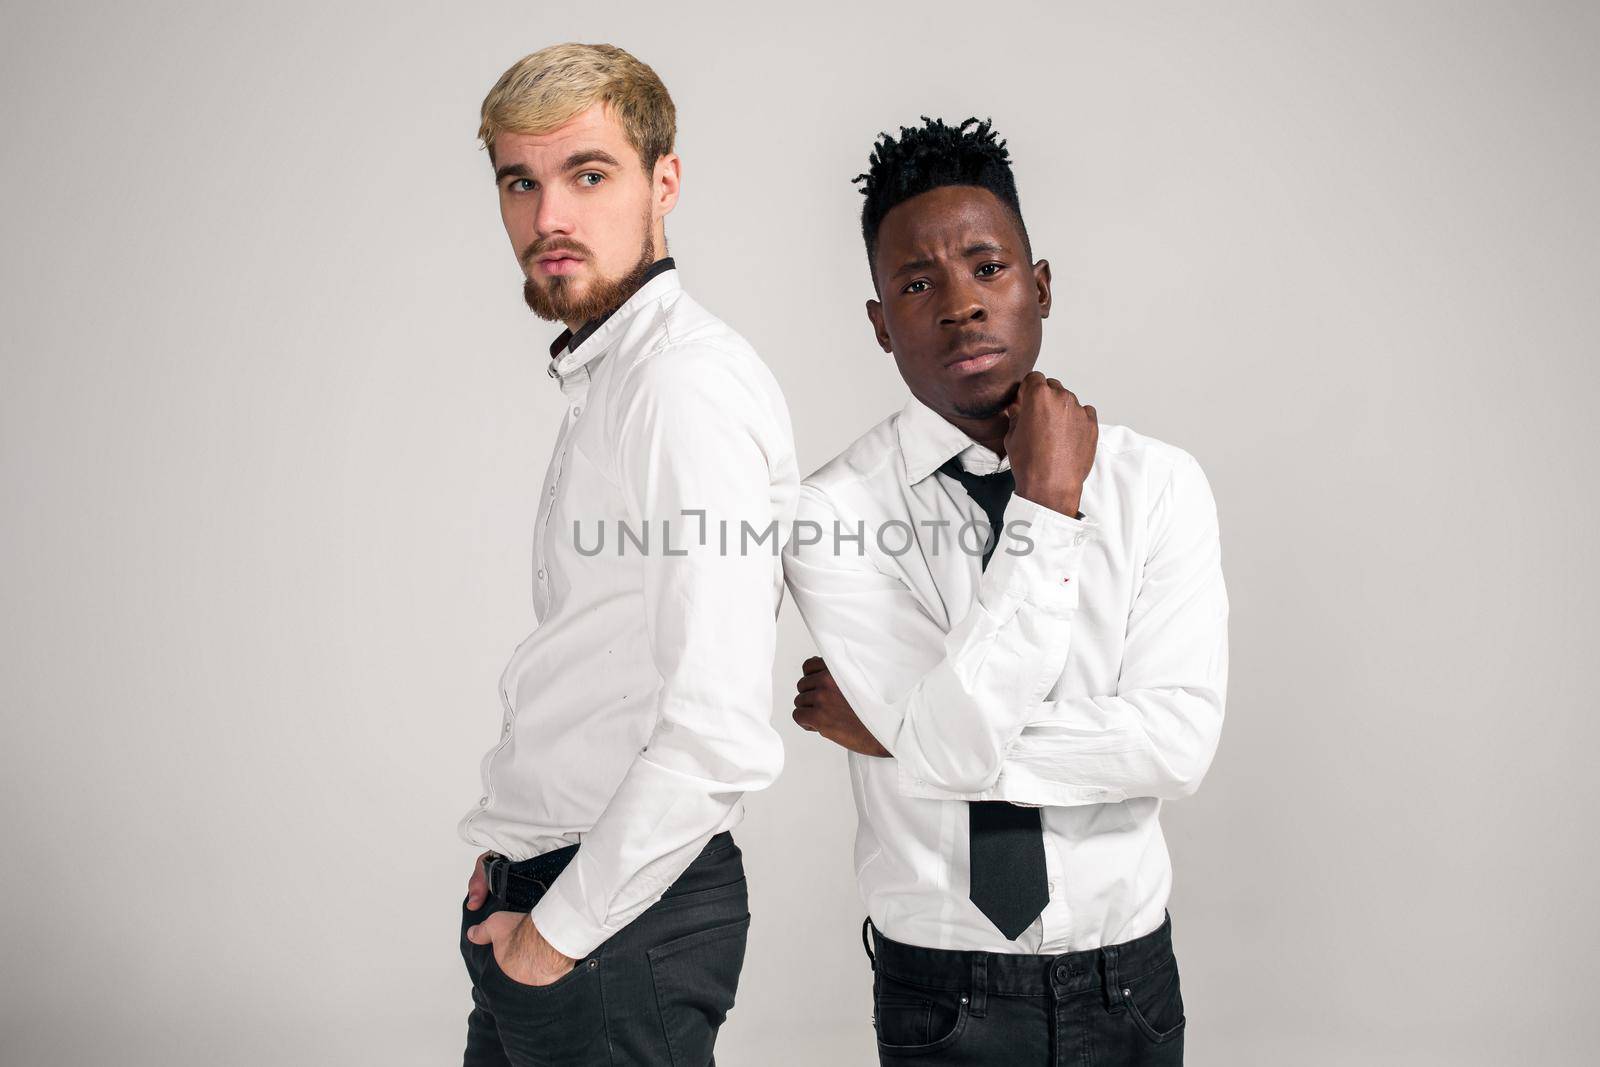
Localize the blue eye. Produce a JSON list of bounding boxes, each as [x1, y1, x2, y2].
[[578, 172, 604, 187], [508, 178, 535, 193]]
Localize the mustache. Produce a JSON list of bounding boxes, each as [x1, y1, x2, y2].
[[519, 237, 592, 269], [944, 333, 1008, 356]]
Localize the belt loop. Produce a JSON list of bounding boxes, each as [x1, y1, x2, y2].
[[1103, 944, 1124, 1014], [861, 917, 876, 970], [969, 952, 988, 1018]]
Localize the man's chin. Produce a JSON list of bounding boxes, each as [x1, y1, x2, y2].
[[951, 381, 1020, 421], [523, 275, 593, 324]]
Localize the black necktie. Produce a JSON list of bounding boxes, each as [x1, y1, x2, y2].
[[937, 455, 1050, 940]]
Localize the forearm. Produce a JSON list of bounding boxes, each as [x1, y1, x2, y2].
[[886, 496, 1096, 792], [530, 715, 780, 957], [899, 684, 1225, 806]]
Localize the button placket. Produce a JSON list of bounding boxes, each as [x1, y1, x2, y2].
[[534, 370, 589, 595]]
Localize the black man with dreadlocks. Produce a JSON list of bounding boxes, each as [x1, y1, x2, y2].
[[782, 117, 1229, 1064]]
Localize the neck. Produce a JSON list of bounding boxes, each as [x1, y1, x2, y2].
[[947, 413, 1010, 459]]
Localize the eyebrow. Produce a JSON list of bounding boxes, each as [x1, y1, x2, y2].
[[493, 149, 624, 185], [890, 242, 1009, 279], [562, 148, 622, 172]]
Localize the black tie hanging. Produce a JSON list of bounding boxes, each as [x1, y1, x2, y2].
[[936, 455, 1051, 940]]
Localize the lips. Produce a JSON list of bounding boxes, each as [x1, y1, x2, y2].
[[946, 348, 1006, 375], [535, 254, 585, 276]]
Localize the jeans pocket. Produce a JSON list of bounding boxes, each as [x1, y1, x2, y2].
[[1119, 957, 1186, 1044], [875, 993, 934, 1047], [484, 944, 596, 995], [647, 913, 751, 1067], [483, 949, 608, 1064], [873, 973, 970, 1057]]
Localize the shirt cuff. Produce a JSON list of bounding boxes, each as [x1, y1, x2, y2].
[[528, 869, 611, 960], [978, 494, 1097, 620]]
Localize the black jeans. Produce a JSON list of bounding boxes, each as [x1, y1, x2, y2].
[[867, 911, 1186, 1065], [460, 833, 749, 1067]]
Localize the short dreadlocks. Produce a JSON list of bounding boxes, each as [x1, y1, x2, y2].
[[852, 116, 1030, 269]]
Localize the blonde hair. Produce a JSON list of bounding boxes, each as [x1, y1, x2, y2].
[[479, 43, 676, 167]]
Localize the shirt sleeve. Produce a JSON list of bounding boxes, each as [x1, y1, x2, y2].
[[904, 452, 1229, 806], [782, 482, 1098, 796], [529, 342, 791, 958]]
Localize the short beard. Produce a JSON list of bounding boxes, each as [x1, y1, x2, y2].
[[523, 214, 657, 327], [952, 378, 1023, 421]]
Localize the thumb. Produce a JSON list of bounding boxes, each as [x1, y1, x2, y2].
[[466, 922, 490, 945]]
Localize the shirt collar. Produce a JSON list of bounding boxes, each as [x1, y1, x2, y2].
[[896, 393, 1010, 487], [546, 257, 678, 381]]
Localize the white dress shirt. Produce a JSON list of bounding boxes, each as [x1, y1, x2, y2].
[[782, 394, 1228, 954], [459, 266, 799, 959]]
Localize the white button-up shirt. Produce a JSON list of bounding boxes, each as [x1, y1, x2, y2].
[[782, 394, 1228, 953], [460, 267, 798, 958]]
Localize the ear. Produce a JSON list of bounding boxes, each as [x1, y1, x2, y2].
[[865, 298, 892, 354], [653, 152, 682, 220], [1033, 258, 1053, 319]]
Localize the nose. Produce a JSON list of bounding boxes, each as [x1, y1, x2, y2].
[[532, 185, 574, 239], [938, 287, 986, 327]]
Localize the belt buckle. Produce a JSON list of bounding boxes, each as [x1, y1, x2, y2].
[[485, 854, 509, 902]]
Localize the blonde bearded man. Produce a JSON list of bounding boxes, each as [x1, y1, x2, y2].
[[455, 44, 798, 1066]]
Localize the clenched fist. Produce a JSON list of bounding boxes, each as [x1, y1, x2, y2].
[[1003, 371, 1097, 518], [793, 657, 891, 758]]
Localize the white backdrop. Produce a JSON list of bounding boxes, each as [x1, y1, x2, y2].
[[3, 2, 1597, 1064]]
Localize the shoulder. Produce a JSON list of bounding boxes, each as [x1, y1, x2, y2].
[[1094, 421, 1220, 544], [609, 290, 788, 417], [796, 412, 905, 519], [1094, 420, 1210, 492]]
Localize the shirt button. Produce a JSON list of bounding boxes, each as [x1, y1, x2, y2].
[[478, 796, 488, 807], [537, 568, 546, 581], [1047, 881, 1057, 893], [572, 405, 582, 416]]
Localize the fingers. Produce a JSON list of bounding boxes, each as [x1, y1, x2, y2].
[[792, 707, 819, 732], [801, 656, 827, 675], [466, 851, 491, 909], [467, 910, 518, 946], [1015, 371, 1081, 407], [796, 672, 829, 693]]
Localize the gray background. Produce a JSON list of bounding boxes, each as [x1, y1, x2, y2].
[[3, 1, 1596, 1064]]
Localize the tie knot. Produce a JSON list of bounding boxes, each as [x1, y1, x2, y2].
[[939, 453, 1012, 495]]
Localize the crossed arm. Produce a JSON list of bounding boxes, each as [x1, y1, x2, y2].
[[784, 452, 1228, 806]]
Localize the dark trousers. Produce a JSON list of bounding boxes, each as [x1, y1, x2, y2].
[[460, 832, 749, 1067], [867, 911, 1186, 1065]]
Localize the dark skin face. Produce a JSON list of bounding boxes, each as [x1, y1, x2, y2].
[[865, 184, 1052, 457]]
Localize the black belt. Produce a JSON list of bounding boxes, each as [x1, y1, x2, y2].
[[482, 831, 734, 910]]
